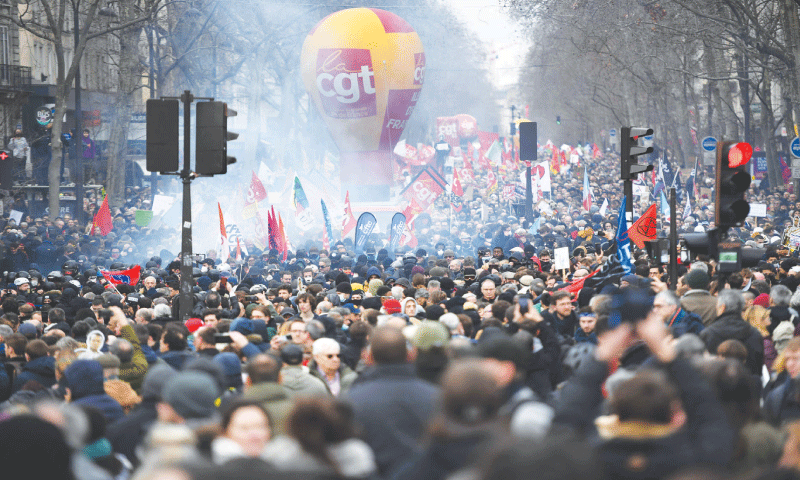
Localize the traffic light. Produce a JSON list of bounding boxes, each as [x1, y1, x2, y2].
[[556, 116, 561, 125], [196, 101, 238, 175], [715, 141, 752, 231], [0, 150, 11, 190], [146, 99, 179, 173], [620, 126, 654, 180]]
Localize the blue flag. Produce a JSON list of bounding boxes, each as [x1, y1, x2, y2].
[[388, 212, 407, 255], [616, 198, 633, 274], [354, 212, 377, 254]]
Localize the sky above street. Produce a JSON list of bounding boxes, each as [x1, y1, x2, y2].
[[444, 0, 530, 91]]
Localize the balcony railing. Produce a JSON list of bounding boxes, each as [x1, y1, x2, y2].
[[0, 65, 31, 91]]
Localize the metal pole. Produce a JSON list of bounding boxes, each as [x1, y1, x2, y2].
[[624, 179, 633, 222], [669, 187, 678, 290], [73, 7, 84, 225], [148, 26, 157, 200], [179, 90, 194, 322]]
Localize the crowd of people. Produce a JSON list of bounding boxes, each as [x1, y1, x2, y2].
[[3, 147, 800, 480]]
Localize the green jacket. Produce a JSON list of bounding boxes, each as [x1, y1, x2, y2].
[[118, 324, 148, 394], [242, 382, 294, 436]]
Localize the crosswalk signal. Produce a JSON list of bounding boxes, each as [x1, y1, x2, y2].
[[715, 141, 752, 231], [146, 99, 179, 173], [621, 126, 654, 180], [556, 115, 561, 125], [196, 101, 238, 175]]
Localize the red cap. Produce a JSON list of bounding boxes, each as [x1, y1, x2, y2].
[[383, 298, 402, 314], [185, 318, 204, 333]]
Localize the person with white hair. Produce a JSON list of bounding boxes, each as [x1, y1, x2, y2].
[[699, 289, 764, 375], [439, 313, 465, 338], [309, 338, 357, 397]]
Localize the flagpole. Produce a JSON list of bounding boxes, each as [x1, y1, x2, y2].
[[669, 187, 678, 290]]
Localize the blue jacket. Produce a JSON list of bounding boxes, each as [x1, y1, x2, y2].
[[12, 355, 56, 393], [74, 394, 125, 423], [344, 364, 439, 477], [159, 350, 196, 370]]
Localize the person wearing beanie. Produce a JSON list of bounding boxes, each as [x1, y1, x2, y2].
[[106, 364, 177, 467], [158, 370, 221, 424], [64, 360, 125, 423], [382, 298, 402, 315], [680, 268, 718, 326], [214, 352, 244, 393]]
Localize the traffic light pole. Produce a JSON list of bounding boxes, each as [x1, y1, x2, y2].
[[624, 179, 633, 222], [180, 90, 194, 323]]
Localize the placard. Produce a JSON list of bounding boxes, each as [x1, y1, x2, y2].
[[554, 246, 570, 270], [750, 203, 767, 217]]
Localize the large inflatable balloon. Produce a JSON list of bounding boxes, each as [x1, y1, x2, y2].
[[301, 8, 425, 202]]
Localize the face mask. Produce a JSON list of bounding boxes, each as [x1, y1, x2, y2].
[[201, 266, 208, 273], [338, 294, 347, 302], [437, 250, 444, 256]]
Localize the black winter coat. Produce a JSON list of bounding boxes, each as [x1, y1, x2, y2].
[[554, 356, 734, 480], [700, 312, 764, 376]]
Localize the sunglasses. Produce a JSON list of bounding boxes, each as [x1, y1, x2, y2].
[[326, 353, 340, 359]]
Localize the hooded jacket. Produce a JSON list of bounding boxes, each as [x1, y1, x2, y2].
[[700, 312, 764, 375]]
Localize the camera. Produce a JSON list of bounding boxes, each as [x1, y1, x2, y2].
[[214, 333, 234, 344], [127, 293, 140, 305], [244, 295, 258, 302]]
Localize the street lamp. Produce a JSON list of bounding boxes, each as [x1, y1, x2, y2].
[[72, 3, 116, 225]]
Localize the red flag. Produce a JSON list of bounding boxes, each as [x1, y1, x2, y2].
[[246, 171, 267, 205], [99, 265, 141, 286], [342, 191, 357, 237], [322, 227, 330, 251], [267, 206, 279, 251], [278, 213, 288, 261], [92, 195, 113, 236], [561, 269, 597, 295], [451, 167, 463, 197], [218, 203, 228, 263], [626, 203, 658, 248], [236, 238, 242, 262]]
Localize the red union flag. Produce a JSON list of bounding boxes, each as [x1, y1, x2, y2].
[[245, 171, 267, 205], [401, 168, 446, 212], [315, 48, 377, 118], [436, 116, 459, 147], [342, 191, 357, 237]]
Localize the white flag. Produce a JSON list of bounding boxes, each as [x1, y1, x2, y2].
[[599, 198, 609, 216]]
